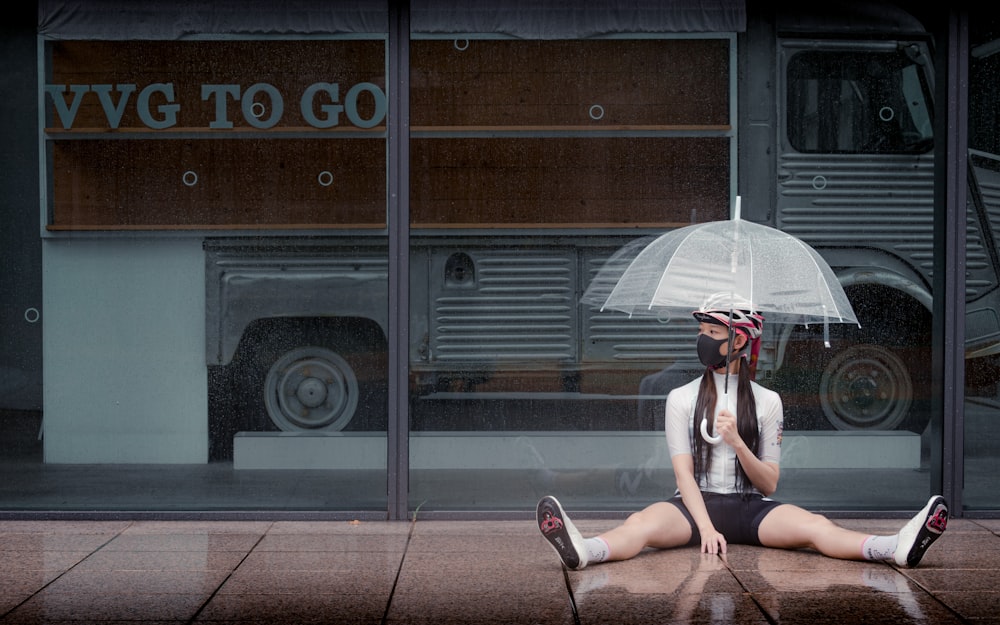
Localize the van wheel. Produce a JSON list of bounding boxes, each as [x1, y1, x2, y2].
[[208, 319, 386, 459], [263, 346, 359, 431], [238, 319, 386, 432], [775, 286, 931, 434], [818, 343, 913, 431]]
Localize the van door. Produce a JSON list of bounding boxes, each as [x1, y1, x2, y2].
[[774, 39, 937, 432]]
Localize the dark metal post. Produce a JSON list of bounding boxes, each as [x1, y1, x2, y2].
[[933, 8, 968, 514], [387, 0, 411, 521]]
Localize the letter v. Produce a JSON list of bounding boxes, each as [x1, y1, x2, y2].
[[44, 85, 90, 129], [92, 84, 137, 129]]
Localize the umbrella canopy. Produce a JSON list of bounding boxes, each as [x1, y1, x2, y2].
[[583, 198, 859, 444], [587, 201, 858, 329]]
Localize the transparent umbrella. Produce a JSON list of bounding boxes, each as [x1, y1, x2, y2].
[[583, 197, 859, 443], [588, 199, 857, 329]]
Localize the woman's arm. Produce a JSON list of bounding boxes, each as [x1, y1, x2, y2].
[[714, 408, 780, 496], [672, 454, 727, 554], [733, 440, 780, 496]]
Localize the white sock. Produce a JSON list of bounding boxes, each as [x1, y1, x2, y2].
[[585, 537, 610, 563], [861, 534, 899, 561]]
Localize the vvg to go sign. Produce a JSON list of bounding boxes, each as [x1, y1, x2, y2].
[[45, 82, 388, 130]]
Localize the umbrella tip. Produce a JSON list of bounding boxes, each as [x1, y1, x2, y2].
[[734, 196, 742, 220]]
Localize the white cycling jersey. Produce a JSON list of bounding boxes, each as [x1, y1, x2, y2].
[[665, 371, 783, 495]]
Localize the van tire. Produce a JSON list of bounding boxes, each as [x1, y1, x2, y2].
[[775, 286, 932, 434], [818, 342, 914, 431], [208, 318, 387, 459], [262, 345, 359, 432]]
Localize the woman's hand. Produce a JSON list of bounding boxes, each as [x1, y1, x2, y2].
[[713, 408, 743, 449], [700, 526, 727, 555]]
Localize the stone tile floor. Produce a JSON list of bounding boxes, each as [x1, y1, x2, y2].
[[0, 517, 997, 624]]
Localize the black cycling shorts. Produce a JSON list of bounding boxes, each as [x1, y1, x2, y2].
[[667, 491, 783, 546]]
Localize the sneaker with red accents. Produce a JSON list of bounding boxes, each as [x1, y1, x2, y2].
[[536, 496, 588, 570], [894, 495, 949, 568]]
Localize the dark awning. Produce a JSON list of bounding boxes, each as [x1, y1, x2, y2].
[[411, 0, 746, 37], [38, 0, 390, 39], [38, 0, 745, 40]]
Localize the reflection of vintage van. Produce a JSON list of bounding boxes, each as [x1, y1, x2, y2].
[[38, 4, 1000, 459]]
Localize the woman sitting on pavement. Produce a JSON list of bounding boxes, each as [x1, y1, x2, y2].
[[537, 295, 948, 569]]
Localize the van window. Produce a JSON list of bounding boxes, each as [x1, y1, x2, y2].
[[786, 50, 933, 154]]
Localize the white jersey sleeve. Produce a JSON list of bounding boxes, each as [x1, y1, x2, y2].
[[753, 382, 783, 465]]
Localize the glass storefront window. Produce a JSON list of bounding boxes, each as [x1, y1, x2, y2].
[[14, 11, 392, 512], [963, 12, 1000, 511], [406, 6, 945, 515], [407, 35, 733, 512], [5, 3, 998, 517], [770, 38, 939, 510]]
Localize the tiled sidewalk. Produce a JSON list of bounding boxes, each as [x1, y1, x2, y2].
[[0, 517, 997, 624]]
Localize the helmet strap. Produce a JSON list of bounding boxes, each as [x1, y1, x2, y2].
[[724, 324, 737, 393]]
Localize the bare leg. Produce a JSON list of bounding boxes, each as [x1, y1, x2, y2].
[[756, 504, 869, 560], [597, 501, 693, 561]]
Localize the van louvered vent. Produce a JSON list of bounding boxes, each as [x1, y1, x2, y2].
[[777, 154, 936, 275], [431, 253, 575, 362], [581, 255, 696, 361]]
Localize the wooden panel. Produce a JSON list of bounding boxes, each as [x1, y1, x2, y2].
[[410, 137, 729, 226], [45, 38, 731, 231], [50, 139, 386, 228], [46, 39, 387, 229], [411, 39, 729, 127]]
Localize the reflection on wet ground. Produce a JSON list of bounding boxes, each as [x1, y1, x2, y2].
[[0, 517, 997, 624]]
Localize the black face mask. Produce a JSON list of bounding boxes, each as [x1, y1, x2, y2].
[[696, 334, 730, 369]]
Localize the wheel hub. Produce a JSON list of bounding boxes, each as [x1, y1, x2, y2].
[[264, 347, 359, 431], [844, 374, 879, 411], [295, 376, 328, 408]]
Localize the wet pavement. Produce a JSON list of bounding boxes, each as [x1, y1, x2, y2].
[[0, 516, 997, 624]]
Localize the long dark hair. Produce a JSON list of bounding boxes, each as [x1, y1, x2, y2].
[[693, 362, 759, 495]]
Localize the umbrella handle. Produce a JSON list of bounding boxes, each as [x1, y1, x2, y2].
[[700, 418, 723, 445]]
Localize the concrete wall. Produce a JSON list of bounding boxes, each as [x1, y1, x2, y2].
[[42, 238, 207, 463]]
